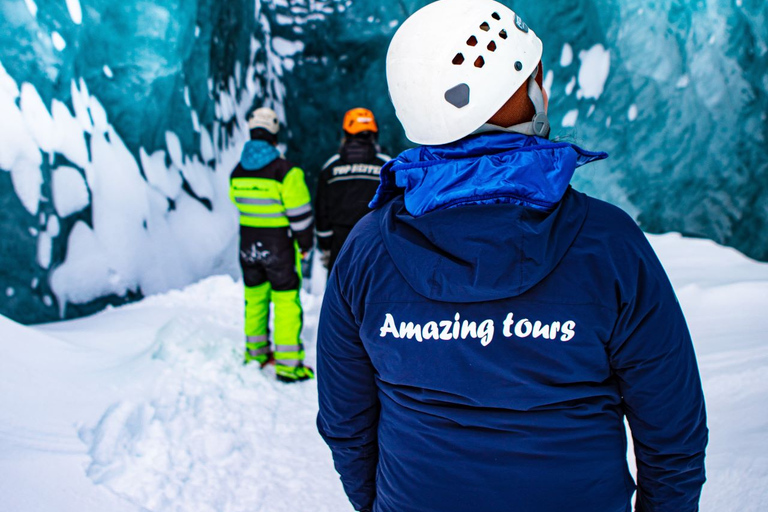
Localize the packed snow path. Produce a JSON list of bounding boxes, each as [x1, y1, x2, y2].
[[1, 234, 767, 511]]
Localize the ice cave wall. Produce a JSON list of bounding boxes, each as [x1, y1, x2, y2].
[[282, 0, 768, 259], [0, 0, 315, 323], [0, 0, 766, 324]]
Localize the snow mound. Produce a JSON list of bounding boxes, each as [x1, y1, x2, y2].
[[77, 277, 343, 512]]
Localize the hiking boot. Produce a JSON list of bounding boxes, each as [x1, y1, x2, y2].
[[244, 342, 273, 368], [275, 364, 315, 383]]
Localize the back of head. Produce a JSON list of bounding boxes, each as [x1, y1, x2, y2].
[[248, 107, 280, 143], [386, 0, 549, 145]]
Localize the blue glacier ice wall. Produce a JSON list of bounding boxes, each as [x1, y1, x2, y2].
[[0, 0, 317, 323], [1, 0, 766, 324], [281, 0, 768, 259]]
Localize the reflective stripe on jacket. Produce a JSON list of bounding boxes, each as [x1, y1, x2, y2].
[[229, 156, 314, 250]]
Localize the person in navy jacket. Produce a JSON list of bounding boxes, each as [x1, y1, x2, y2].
[[316, 1, 708, 511]]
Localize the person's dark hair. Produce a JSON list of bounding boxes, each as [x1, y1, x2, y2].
[[250, 127, 278, 145]]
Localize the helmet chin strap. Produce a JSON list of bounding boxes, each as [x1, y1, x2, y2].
[[474, 66, 551, 139]]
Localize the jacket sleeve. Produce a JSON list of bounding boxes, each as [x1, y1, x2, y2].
[[314, 166, 333, 251], [608, 233, 708, 512], [316, 266, 379, 512], [281, 166, 314, 252]]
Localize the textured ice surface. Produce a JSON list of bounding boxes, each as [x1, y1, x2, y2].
[[280, 0, 767, 265], [0, 0, 316, 322], [0, 0, 767, 323]]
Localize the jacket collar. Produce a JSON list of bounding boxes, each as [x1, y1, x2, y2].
[[370, 132, 607, 217]]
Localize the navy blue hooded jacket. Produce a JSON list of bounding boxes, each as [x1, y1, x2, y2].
[[316, 133, 707, 512]]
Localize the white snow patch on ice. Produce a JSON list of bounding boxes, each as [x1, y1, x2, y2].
[[272, 37, 305, 57], [676, 75, 690, 88], [52, 32, 67, 51], [66, 0, 82, 25], [10, 159, 43, 216], [20, 83, 56, 153], [88, 95, 109, 133], [5, 287, 13, 297], [50, 221, 132, 307], [51, 99, 89, 167], [628, 104, 639, 121], [23, 0, 37, 17], [70, 79, 94, 133], [560, 43, 573, 67], [103, 65, 113, 78], [0, 66, 44, 216], [38, 215, 61, 270], [140, 148, 182, 199], [164, 131, 183, 170], [179, 157, 214, 201], [562, 109, 579, 127], [565, 76, 576, 96], [47, 215, 61, 237], [199, 126, 214, 163], [543, 70, 554, 99], [577, 44, 611, 100], [52, 166, 90, 217], [0, 61, 19, 98], [37, 231, 53, 269]]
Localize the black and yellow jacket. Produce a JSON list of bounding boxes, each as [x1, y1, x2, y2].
[[229, 140, 314, 251]]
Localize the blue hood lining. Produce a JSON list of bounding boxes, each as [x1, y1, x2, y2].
[[240, 140, 280, 170], [370, 133, 608, 217]]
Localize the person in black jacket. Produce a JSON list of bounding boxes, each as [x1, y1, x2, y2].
[[314, 108, 391, 272]]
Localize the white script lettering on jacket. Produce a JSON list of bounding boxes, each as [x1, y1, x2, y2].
[[379, 312, 576, 346]]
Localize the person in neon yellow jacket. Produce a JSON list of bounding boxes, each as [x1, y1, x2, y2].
[[230, 107, 314, 383]]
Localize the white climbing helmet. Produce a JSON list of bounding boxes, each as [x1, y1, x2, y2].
[[248, 107, 280, 134], [387, 0, 549, 145]]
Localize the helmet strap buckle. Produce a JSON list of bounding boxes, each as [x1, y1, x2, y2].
[[531, 112, 550, 138]]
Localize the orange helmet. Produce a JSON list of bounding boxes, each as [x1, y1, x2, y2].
[[343, 107, 378, 135]]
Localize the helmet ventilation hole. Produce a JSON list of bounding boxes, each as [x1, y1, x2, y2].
[[487, 41, 496, 52], [467, 35, 478, 47], [452, 53, 465, 65], [499, 29, 508, 39], [480, 22, 490, 32], [492, 12, 501, 20], [474, 56, 485, 68]]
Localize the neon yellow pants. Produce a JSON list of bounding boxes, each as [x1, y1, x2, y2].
[[244, 283, 305, 365]]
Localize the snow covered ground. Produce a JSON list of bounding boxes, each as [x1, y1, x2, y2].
[[1, 234, 767, 511]]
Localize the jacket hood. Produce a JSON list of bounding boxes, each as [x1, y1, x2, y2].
[[372, 133, 607, 302], [241, 140, 280, 170]]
